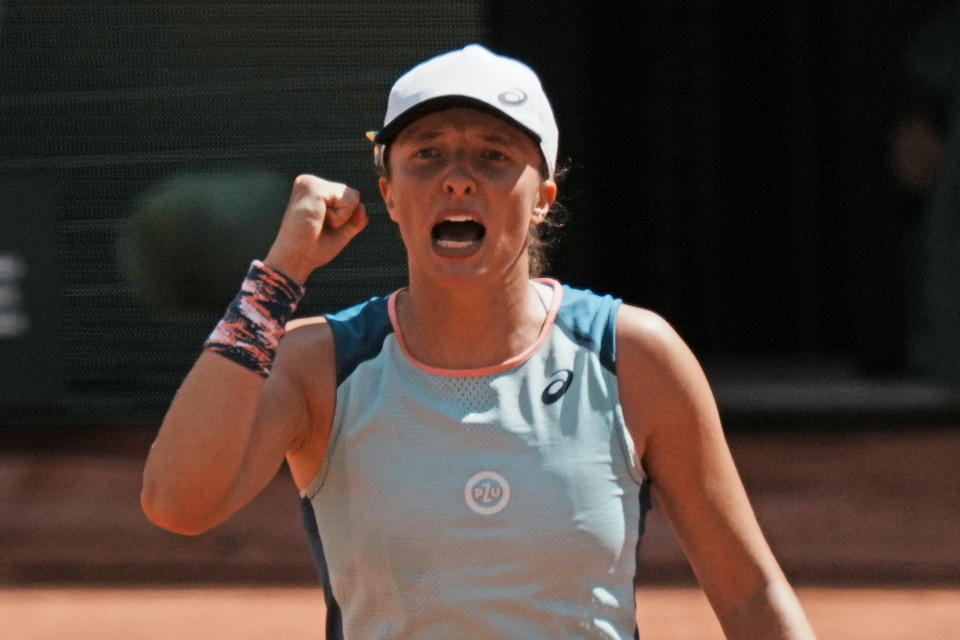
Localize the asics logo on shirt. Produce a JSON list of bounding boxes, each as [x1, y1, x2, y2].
[[541, 369, 574, 405]]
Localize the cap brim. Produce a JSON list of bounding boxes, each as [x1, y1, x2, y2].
[[373, 95, 542, 147]]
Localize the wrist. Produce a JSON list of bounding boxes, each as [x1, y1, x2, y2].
[[203, 260, 306, 376], [263, 247, 313, 286]]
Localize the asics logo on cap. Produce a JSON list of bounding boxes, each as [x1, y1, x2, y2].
[[371, 44, 559, 177], [498, 89, 527, 105]]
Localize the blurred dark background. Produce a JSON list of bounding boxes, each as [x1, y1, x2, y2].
[[3, 1, 960, 423], [493, 2, 959, 371]]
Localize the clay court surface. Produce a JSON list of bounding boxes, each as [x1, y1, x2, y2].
[[3, 425, 959, 638], [1, 586, 959, 639]]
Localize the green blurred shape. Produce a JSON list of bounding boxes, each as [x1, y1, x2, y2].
[[118, 171, 289, 314]]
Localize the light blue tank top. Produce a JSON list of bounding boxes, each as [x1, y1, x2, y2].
[[300, 280, 649, 639]]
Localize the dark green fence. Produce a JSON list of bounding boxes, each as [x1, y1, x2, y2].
[[1, 1, 486, 424]]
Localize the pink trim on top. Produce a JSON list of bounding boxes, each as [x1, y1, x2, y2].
[[387, 278, 564, 378]]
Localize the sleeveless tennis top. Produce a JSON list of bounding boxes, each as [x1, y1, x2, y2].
[[299, 279, 649, 639]]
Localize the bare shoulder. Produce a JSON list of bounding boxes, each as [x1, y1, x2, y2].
[[615, 304, 720, 454], [275, 313, 337, 397], [278, 315, 336, 367], [285, 315, 331, 333], [615, 304, 699, 380]]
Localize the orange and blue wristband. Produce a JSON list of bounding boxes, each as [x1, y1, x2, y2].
[[204, 260, 305, 377]]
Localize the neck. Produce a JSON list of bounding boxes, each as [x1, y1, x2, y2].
[[396, 269, 548, 370]]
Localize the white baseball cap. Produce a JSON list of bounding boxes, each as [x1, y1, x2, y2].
[[370, 44, 558, 178]]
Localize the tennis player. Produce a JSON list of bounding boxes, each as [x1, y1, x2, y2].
[[141, 44, 816, 639]]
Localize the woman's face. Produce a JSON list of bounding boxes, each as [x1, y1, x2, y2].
[[379, 107, 556, 285]]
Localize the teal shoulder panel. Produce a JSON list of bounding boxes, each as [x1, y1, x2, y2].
[[555, 285, 622, 373], [324, 296, 394, 386]]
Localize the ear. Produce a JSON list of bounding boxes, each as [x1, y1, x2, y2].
[[379, 176, 398, 222], [530, 179, 557, 225]]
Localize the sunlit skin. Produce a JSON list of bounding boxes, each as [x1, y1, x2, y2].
[[379, 108, 557, 369], [380, 107, 555, 286]]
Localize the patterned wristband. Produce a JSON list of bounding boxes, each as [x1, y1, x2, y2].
[[203, 260, 306, 377]]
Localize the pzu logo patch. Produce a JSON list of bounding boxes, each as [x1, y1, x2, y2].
[[464, 471, 510, 515]]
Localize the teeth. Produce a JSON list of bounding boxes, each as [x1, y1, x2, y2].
[[444, 215, 476, 223], [436, 239, 475, 249]]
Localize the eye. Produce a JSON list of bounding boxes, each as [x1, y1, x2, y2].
[[481, 149, 509, 162], [414, 147, 441, 159]]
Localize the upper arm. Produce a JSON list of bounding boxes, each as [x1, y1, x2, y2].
[[225, 317, 337, 503], [270, 317, 338, 491], [615, 306, 785, 611]]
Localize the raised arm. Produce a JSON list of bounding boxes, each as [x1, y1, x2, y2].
[[140, 175, 368, 535], [616, 305, 816, 639]]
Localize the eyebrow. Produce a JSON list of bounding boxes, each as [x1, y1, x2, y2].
[[479, 132, 521, 146], [403, 128, 445, 142], [400, 127, 523, 147]]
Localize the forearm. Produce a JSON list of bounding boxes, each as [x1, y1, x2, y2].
[[141, 352, 269, 534], [713, 577, 816, 640]]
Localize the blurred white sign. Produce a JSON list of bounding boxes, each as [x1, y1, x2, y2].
[[0, 253, 29, 338]]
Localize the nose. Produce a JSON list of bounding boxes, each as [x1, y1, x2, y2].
[[442, 159, 476, 197]]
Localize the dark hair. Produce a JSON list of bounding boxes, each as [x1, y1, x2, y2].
[[527, 160, 568, 277], [379, 149, 569, 277]]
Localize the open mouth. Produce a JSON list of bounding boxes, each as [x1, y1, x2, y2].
[[431, 216, 486, 254]]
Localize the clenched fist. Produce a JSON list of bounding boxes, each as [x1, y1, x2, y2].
[[264, 175, 369, 284]]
